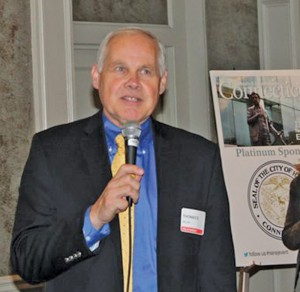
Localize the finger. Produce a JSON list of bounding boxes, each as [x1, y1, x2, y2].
[[114, 164, 144, 178], [109, 172, 142, 193], [114, 183, 140, 203], [103, 175, 141, 208]]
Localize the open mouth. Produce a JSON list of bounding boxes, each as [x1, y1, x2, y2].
[[122, 96, 141, 102]]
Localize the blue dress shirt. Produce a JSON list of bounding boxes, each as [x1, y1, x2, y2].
[[82, 113, 158, 291]]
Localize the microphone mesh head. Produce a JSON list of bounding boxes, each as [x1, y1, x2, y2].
[[122, 122, 142, 139]]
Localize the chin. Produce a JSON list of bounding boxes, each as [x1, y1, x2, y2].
[[121, 113, 144, 124], [122, 117, 142, 125]]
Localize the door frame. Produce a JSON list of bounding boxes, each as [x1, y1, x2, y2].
[[30, 0, 75, 132]]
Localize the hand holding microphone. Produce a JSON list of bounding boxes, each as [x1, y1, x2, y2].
[[89, 122, 142, 229]]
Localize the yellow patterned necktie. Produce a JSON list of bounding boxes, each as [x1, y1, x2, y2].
[[111, 134, 134, 292]]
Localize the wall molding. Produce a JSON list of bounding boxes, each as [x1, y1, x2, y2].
[[30, 0, 75, 132], [30, 0, 47, 132]]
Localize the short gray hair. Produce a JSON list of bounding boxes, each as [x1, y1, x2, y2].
[[96, 27, 167, 77]]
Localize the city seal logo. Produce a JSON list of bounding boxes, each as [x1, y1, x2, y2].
[[248, 160, 298, 240]]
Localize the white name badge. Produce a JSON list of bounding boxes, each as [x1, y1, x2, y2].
[[180, 208, 206, 236]]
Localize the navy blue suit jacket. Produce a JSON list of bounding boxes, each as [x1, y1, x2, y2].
[[11, 112, 236, 291]]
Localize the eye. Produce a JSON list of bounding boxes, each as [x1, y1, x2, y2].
[[114, 65, 126, 73], [140, 67, 152, 76]]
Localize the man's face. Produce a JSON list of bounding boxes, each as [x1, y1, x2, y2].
[[252, 94, 260, 105], [92, 32, 167, 127]]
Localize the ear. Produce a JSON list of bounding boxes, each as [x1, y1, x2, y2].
[[91, 64, 100, 89], [159, 70, 168, 95]]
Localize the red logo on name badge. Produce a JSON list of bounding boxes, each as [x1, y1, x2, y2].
[[181, 226, 203, 235]]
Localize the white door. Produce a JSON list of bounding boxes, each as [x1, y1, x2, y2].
[[72, 0, 211, 137], [31, 0, 212, 138], [257, 0, 300, 69]]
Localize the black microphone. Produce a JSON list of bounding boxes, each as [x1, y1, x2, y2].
[[122, 122, 142, 206]]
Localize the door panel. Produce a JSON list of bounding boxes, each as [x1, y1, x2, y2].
[[73, 46, 99, 119]]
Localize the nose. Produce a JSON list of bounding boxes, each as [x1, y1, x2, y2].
[[125, 72, 141, 90]]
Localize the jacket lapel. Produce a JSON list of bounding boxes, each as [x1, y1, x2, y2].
[[80, 112, 112, 199], [153, 120, 178, 205], [152, 120, 180, 286], [80, 112, 122, 285]]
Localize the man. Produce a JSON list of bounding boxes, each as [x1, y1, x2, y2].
[[11, 27, 236, 291], [247, 92, 280, 146]]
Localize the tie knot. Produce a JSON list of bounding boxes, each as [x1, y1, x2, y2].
[[115, 134, 125, 154]]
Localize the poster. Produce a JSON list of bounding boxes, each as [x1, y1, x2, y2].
[[210, 70, 300, 267]]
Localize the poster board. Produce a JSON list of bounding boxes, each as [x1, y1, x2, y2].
[[210, 70, 300, 267]]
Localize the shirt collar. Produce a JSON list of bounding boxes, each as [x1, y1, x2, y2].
[[102, 113, 153, 157]]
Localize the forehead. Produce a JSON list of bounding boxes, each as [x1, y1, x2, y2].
[[109, 31, 156, 45], [105, 32, 158, 60]]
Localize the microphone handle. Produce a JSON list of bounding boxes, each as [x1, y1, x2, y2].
[[125, 144, 137, 206], [125, 145, 137, 165]]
